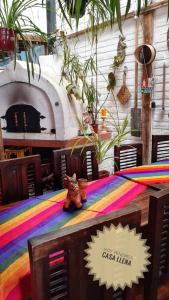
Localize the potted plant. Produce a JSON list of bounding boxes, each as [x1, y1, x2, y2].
[[65, 0, 89, 18], [60, 35, 102, 128], [75, 113, 130, 165], [58, 1, 151, 34], [0, 0, 47, 82]]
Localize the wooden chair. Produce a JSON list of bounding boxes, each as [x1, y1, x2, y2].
[[144, 189, 169, 300], [53, 145, 99, 190], [28, 203, 141, 300], [0, 155, 42, 203], [114, 143, 143, 172], [41, 162, 54, 192], [152, 135, 169, 162]]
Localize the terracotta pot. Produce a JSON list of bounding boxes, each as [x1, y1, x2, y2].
[[0, 28, 15, 52], [91, 123, 98, 133], [98, 170, 110, 179]]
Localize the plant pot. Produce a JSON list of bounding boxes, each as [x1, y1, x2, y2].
[[99, 170, 110, 179], [91, 123, 98, 133], [0, 28, 15, 52], [65, 0, 89, 18]]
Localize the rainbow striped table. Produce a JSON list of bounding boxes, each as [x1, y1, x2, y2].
[[0, 175, 146, 300], [115, 160, 169, 187]]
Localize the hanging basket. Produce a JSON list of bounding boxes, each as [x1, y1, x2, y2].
[[65, 0, 89, 18], [134, 44, 156, 65], [0, 28, 15, 52]]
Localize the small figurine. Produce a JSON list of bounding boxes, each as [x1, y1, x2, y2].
[[63, 174, 88, 211]]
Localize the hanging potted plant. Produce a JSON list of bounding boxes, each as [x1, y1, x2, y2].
[[0, 0, 47, 82], [65, 0, 89, 18]]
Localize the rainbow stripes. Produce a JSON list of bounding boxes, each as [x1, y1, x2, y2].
[[115, 160, 169, 186], [0, 175, 146, 300]]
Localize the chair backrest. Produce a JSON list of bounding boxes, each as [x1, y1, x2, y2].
[[152, 135, 169, 162], [144, 189, 169, 300], [28, 203, 141, 300], [0, 155, 42, 203], [53, 145, 99, 189], [114, 143, 143, 172]]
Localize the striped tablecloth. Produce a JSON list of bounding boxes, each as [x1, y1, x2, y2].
[[115, 160, 169, 186], [0, 175, 146, 300]]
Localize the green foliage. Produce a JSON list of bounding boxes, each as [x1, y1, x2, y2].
[[0, 0, 47, 83], [60, 36, 98, 109], [58, 0, 155, 33], [75, 114, 130, 164]]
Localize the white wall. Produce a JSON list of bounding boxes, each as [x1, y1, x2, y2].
[[152, 6, 169, 134], [60, 2, 169, 173]]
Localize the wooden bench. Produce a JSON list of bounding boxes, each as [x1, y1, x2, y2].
[[114, 143, 143, 172], [28, 203, 141, 300], [0, 155, 42, 203], [53, 145, 99, 190]]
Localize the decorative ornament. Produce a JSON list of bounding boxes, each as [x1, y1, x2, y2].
[[85, 224, 150, 290], [141, 76, 154, 94], [101, 108, 108, 132], [107, 72, 116, 91], [63, 174, 87, 211], [113, 35, 127, 67], [117, 66, 131, 104]]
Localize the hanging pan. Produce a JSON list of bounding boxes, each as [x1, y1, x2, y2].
[[134, 44, 156, 65]]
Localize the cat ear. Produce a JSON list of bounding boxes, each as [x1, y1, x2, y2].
[[72, 173, 76, 180]]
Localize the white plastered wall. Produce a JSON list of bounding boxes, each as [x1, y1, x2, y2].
[[0, 55, 82, 140]]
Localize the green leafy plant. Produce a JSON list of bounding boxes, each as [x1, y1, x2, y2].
[[60, 35, 109, 124], [75, 113, 130, 164], [0, 0, 47, 82], [59, 0, 154, 32]]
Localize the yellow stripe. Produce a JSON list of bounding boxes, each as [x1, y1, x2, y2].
[[1, 191, 66, 235], [88, 180, 134, 211], [132, 175, 169, 182], [63, 210, 98, 227]]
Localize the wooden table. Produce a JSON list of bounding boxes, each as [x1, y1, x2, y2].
[[0, 174, 152, 300], [2, 157, 169, 300], [115, 159, 169, 225]]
